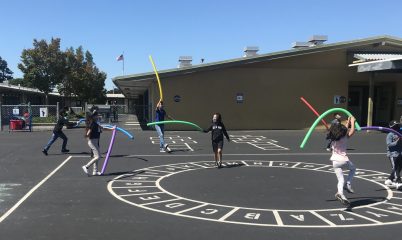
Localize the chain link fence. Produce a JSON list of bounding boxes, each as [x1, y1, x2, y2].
[[1, 103, 58, 131]]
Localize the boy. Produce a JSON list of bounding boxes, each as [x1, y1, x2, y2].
[[42, 109, 70, 155], [154, 101, 173, 153]]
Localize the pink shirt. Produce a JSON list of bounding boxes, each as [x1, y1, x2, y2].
[[330, 136, 349, 162]]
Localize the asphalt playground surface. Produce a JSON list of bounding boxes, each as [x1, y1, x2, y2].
[[0, 121, 401, 240]]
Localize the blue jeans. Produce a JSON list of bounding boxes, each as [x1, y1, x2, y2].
[[44, 131, 68, 151], [155, 125, 165, 149]]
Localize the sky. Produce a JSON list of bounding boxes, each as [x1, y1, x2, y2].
[[1, 0, 402, 90]]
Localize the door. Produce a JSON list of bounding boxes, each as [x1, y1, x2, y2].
[[373, 85, 395, 126], [348, 87, 364, 124]]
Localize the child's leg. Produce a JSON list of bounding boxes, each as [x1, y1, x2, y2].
[[217, 148, 222, 163], [332, 161, 345, 196], [395, 155, 402, 183], [155, 125, 165, 149], [346, 161, 356, 184], [44, 133, 59, 151], [59, 131, 68, 151], [388, 156, 397, 181], [85, 139, 100, 169]]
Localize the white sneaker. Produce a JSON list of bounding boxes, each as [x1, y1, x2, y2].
[[396, 183, 402, 190], [160, 148, 166, 153], [384, 179, 393, 186], [82, 166, 89, 176], [344, 182, 355, 193], [93, 171, 102, 176]]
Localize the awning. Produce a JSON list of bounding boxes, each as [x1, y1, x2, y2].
[[349, 53, 402, 72], [113, 77, 153, 99]]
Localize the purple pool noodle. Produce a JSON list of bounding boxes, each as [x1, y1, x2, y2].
[[101, 127, 117, 174], [360, 126, 402, 138]]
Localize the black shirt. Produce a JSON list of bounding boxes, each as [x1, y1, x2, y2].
[[89, 122, 101, 139], [204, 122, 230, 142], [53, 117, 68, 133]]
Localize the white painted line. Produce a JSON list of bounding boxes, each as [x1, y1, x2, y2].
[[184, 143, 194, 151], [269, 161, 273, 167], [313, 165, 330, 170], [125, 152, 386, 158], [346, 211, 382, 223], [176, 203, 208, 214], [218, 207, 240, 221], [368, 206, 402, 216], [190, 163, 210, 169], [0, 156, 72, 224], [310, 211, 336, 226], [119, 192, 165, 197], [291, 162, 301, 168], [384, 202, 402, 207], [112, 186, 156, 189], [141, 198, 179, 206], [241, 161, 249, 166], [273, 210, 284, 226]]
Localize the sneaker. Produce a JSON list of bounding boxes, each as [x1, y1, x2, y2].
[[344, 183, 355, 193], [93, 171, 102, 176], [335, 193, 350, 206], [384, 179, 394, 186], [82, 166, 90, 176], [326, 148, 331, 152], [42, 150, 48, 156], [396, 183, 402, 190], [164, 144, 170, 150], [160, 148, 166, 153], [61, 149, 70, 153], [166, 146, 172, 153]]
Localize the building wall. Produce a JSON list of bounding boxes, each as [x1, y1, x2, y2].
[[149, 48, 402, 130]]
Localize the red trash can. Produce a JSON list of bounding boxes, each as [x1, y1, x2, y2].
[[10, 120, 23, 130]]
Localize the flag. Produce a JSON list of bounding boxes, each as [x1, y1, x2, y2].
[[116, 54, 124, 61]]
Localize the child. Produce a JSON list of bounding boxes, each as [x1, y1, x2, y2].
[[385, 120, 402, 187], [204, 113, 230, 168], [154, 101, 173, 153], [328, 116, 356, 206], [82, 112, 104, 176], [42, 109, 70, 155], [326, 113, 342, 151]]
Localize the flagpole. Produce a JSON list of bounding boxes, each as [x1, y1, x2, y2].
[[122, 51, 125, 75]]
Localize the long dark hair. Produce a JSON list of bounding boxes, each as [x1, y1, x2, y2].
[[328, 123, 348, 141]]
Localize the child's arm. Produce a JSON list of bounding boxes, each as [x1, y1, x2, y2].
[[347, 117, 355, 137], [203, 125, 212, 133], [222, 124, 230, 141], [386, 133, 399, 147], [86, 129, 91, 138]]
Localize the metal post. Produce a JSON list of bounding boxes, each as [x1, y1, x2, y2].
[[28, 102, 32, 132], [0, 98, 2, 131], [367, 73, 375, 127], [56, 102, 60, 122]]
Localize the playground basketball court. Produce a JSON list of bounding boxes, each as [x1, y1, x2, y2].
[[0, 126, 401, 240]]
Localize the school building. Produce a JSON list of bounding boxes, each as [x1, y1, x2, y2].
[[113, 35, 402, 130]]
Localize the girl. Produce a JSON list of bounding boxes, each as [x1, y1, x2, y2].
[[82, 112, 103, 176], [328, 116, 356, 206], [204, 113, 230, 168], [154, 101, 173, 153], [385, 120, 402, 186]]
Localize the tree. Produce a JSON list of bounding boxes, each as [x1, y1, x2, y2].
[[18, 38, 66, 103], [0, 56, 13, 83], [8, 78, 30, 87], [58, 46, 107, 103]]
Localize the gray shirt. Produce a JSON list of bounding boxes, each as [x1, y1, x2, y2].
[[386, 132, 402, 157]]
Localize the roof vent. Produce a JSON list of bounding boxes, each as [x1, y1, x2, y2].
[[178, 56, 192, 68], [308, 35, 328, 46], [243, 46, 259, 57], [292, 42, 311, 49]]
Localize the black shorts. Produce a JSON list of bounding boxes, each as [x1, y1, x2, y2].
[[212, 140, 224, 152]]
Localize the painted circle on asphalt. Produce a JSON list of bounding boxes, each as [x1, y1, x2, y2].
[[107, 160, 402, 228]]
